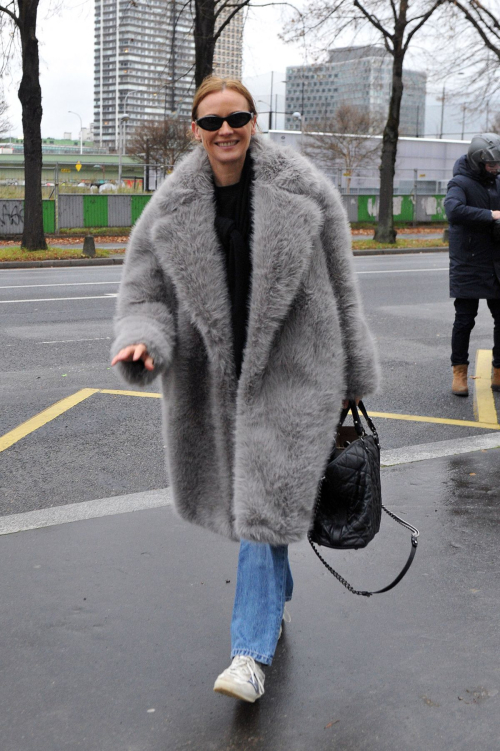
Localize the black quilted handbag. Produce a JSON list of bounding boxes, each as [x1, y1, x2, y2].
[[308, 401, 419, 596]]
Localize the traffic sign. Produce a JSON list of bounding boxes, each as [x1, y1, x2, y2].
[[76, 162, 82, 172]]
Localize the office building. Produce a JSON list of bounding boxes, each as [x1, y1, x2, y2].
[[94, 1, 245, 151], [285, 45, 426, 136], [94, 0, 195, 150], [213, 8, 244, 80]]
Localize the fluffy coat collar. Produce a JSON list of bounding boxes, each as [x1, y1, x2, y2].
[[151, 136, 325, 387]]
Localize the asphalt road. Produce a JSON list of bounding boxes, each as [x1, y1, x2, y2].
[[1, 252, 499, 516]]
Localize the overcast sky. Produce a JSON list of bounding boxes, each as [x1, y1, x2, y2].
[[1, 0, 304, 139], [0, 0, 484, 141]]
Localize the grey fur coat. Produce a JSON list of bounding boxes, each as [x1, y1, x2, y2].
[[111, 136, 380, 545]]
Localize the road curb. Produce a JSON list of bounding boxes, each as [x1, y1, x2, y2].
[[353, 246, 447, 256], [1, 432, 499, 534], [0, 257, 125, 269], [0, 247, 448, 269]]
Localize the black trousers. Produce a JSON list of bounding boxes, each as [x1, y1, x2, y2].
[[451, 298, 500, 368]]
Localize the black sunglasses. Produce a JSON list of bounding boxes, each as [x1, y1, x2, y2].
[[195, 111, 254, 131]]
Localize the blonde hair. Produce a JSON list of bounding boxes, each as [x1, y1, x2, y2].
[[191, 76, 257, 121]]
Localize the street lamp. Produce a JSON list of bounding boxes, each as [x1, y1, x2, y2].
[[292, 111, 303, 152], [68, 110, 83, 154], [118, 114, 129, 186], [122, 90, 140, 158], [93, 164, 106, 183]]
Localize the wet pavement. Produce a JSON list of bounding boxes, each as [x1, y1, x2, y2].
[[2, 446, 499, 751]]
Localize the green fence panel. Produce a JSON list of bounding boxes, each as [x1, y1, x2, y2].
[[430, 195, 446, 221], [393, 195, 414, 222], [83, 195, 108, 228], [131, 195, 152, 225], [42, 200, 55, 234], [358, 194, 418, 221], [357, 195, 378, 222]]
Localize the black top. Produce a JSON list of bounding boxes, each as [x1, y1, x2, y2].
[[214, 154, 253, 377]]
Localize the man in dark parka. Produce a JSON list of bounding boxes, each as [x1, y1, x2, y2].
[[444, 133, 500, 396]]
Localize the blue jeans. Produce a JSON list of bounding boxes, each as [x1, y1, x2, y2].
[[230, 541, 293, 666]]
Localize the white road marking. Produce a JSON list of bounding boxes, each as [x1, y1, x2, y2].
[[0, 488, 172, 535], [42, 337, 111, 344], [0, 281, 120, 289], [0, 434, 499, 534], [381, 432, 500, 466], [0, 294, 117, 303]]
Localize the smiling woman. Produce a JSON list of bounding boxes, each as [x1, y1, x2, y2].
[[111, 76, 379, 704], [190, 78, 258, 187]]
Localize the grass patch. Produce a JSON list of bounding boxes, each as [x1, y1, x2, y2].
[[0, 238, 447, 260], [56, 227, 131, 237], [352, 237, 448, 250], [0, 246, 125, 262], [350, 221, 448, 230]]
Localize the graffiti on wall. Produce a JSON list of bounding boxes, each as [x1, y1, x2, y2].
[[0, 202, 24, 228]]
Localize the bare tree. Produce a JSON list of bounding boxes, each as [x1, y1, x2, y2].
[[193, 0, 249, 87], [0, 0, 47, 249], [282, 0, 445, 243], [447, 0, 499, 59], [303, 104, 383, 191], [445, 1, 500, 108], [193, 0, 300, 87], [487, 111, 500, 133], [420, 1, 500, 130], [0, 98, 11, 136], [128, 117, 193, 166]]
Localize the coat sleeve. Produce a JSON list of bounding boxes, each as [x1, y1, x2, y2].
[[318, 178, 380, 400], [111, 208, 177, 386], [444, 180, 494, 225]]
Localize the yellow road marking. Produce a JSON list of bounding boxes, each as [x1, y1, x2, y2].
[[370, 411, 499, 430], [0, 388, 99, 453], [473, 349, 498, 426], [101, 391, 500, 427], [98, 389, 161, 398], [2, 379, 499, 455]]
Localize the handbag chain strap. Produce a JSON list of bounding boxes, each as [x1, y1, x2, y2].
[[308, 509, 419, 597], [309, 400, 419, 597]]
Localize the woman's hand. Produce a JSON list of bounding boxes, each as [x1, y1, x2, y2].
[[111, 344, 155, 371], [342, 398, 360, 409]]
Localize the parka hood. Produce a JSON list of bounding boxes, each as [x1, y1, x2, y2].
[[453, 154, 496, 185]]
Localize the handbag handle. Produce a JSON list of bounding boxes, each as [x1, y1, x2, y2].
[[337, 400, 380, 449]]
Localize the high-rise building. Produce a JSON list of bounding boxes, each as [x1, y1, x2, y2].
[[213, 8, 244, 80], [94, 0, 195, 150], [285, 46, 426, 137], [94, 1, 246, 151]]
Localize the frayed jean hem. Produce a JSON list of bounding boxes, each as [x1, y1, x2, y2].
[[231, 648, 273, 666]]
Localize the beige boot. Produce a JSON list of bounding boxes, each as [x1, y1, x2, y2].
[[492, 367, 500, 393], [452, 364, 469, 396]]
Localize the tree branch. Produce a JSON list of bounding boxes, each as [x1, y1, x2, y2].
[[404, 0, 445, 52], [450, 0, 500, 58], [0, 3, 20, 27], [389, 0, 398, 25], [470, 0, 500, 33], [214, 1, 249, 38], [353, 0, 394, 45]]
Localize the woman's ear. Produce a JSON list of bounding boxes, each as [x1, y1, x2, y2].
[[191, 121, 202, 141], [251, 116, 257, 135]]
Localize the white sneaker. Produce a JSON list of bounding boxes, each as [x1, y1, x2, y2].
[[278, 604, 291, 640], [213, 655, 265, 703]]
